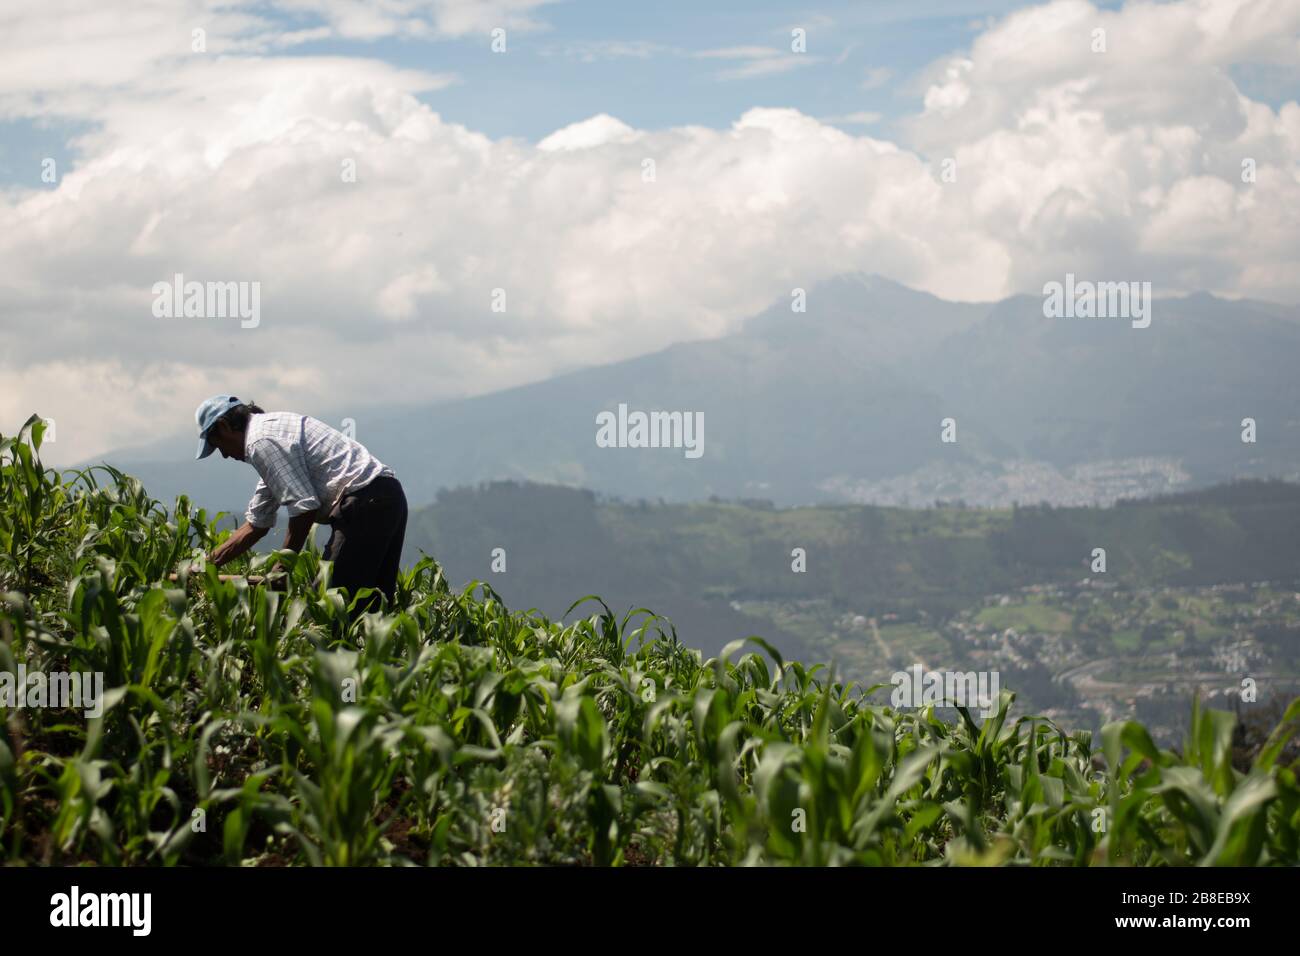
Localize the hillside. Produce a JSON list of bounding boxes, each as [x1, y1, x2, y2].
[[407, 479, 1300, 742], [5, 416, 1300, 866], [404, 478, 1300, 648]]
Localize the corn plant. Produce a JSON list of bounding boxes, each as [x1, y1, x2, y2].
[[1, 413, 1298, 866]]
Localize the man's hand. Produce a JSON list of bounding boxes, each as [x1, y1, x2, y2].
[[209, 521, 270, 566]]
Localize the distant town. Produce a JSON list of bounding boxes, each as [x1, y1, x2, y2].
[[820, 457, 1196, 509], [734, 580, 1300, 744]]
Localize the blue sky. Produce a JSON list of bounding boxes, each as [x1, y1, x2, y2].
[[0, 0, 1150, 186], [376, 0, 1020, 140], [5, 0, 1295, 188]]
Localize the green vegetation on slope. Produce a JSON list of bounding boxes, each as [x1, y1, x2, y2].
[[412, 480, 1300, 624], [3, 416, 1300, 866], [406, 478, 1300, 689]]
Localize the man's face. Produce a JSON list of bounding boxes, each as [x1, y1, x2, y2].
[[207, 420, 246, 461]]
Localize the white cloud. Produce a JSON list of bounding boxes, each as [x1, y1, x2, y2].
[[1, 0, 1298, 465], [694, 45, 824, 80], [902, 0, 1300, 300], [378, 266, 450, 321], [716, 57, 823, 81], [0, 0, 553, 120], [538, 114, 638, 151]]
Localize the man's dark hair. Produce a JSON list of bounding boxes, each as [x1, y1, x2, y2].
[[218, 401, 265, 433]]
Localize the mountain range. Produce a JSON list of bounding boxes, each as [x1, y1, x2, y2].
[[81, 274, 1300, 514]]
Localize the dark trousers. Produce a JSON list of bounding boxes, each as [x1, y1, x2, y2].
[[323, 475, 407, 610]]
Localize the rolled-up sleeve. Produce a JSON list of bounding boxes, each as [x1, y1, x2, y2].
[[247, 437, 321, 519], [245, 478, 278, 529]]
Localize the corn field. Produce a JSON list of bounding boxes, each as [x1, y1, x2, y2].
[[2, 414, 1299, 867]]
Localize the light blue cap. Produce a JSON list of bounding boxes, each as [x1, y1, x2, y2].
[[194, 394, 242, 460]]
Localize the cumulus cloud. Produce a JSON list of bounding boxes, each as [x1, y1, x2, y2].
[[1, 0, 1298, 464], [901, 0, 1300, 301], [537, 114, 640, 151]]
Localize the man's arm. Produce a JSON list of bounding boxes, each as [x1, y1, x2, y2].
[[248, 432, 321, 553], [282, 510, 316, 553], [209, 521, 270, 566], [207, 510, 311, 569], [209, 473, 278, 567], [245, 477, 278, 530]]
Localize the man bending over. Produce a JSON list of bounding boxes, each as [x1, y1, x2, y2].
[[193, 394, 407, 608]]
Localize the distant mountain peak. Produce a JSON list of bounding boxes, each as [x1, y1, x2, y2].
[[87, 276, 1300, 513]]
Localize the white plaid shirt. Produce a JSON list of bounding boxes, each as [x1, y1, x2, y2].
[[243, 413, 393, 529]]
